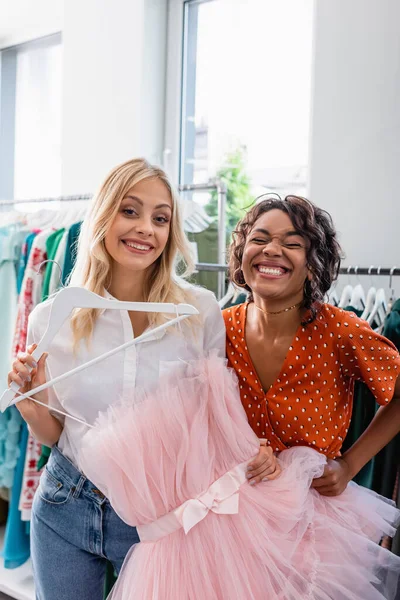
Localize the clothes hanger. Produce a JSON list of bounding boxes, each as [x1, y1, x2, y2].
[[388, 265, 397, 309], [360, 266, 377, 321], [0, 211, 27, 228], [338, 266, 353, 308], [5, 313, 194, 426], [367, 287, 387, 327], [349, 267, 366, 310], [0, 286, 199, 412], [366, 267, 387, 326], [327, 283, 339, 306]]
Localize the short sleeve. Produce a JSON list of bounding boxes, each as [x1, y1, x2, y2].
[[338, 312, 400, 405]]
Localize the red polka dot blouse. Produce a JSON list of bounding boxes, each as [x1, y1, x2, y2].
[[223, 303, 400, 458]]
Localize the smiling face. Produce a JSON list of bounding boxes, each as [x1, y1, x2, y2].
[[104, 177, 172, 279], [241, 209, 310, 304]]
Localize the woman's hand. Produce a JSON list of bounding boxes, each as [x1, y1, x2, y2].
[[311, 457, 352, 496], [247, 440, 281, 485], [8, 344, 49, 422]]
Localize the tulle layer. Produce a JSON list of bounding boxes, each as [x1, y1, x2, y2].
[[80, 355, 400, 600]]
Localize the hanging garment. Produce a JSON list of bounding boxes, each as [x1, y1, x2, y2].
[[371, 299, 400, 500], [341, 306, 377, 489], [0, 408, 23, 490], [62, 222, 81, 285], [393, 474, 400, 556], [13, 229, 53, 357], [48, 229, 68, 296], [80, 356, 400, 600], [0, 226, 26, 393], [16, 231, 39, 295], [2, 422, 30, 568], [12, 229, 53, 521], [0, 226, 27, 490], [42, 228, 65, 301]]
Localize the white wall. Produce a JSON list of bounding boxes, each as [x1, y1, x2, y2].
[[61, 0, 167, 195], [309, 0, 400, 269]]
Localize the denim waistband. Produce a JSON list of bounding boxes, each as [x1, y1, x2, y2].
[[47, 445, 109, 505]]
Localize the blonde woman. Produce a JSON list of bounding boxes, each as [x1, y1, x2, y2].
[[7, 159, 278, 599]]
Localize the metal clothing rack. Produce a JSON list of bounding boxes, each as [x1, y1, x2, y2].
[[0, 181, 228, 298], [0, 194, 92, 206], [338, 266, 400, 277], [179, 181, 227, 299], [195, 264, 400, 277]]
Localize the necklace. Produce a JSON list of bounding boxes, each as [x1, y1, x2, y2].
[[254, 301, 302, 316]]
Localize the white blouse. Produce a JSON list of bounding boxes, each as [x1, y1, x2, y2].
[[27, 284, 226, 469]]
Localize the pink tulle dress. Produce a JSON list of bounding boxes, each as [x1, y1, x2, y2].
[[79, 356, 400, 599]]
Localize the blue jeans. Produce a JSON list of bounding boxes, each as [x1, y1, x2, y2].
[[31, 446, 140, 600]]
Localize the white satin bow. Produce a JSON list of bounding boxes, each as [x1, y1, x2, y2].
[[175, 461, 248, 534], [137, 461, 248, 542]]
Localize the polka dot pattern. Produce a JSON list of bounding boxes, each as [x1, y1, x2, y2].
[[223, 303, 400, 459]]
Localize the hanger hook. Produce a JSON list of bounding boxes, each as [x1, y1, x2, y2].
[[377, 265, 381, 276], [36, 260, 64, 291], [347, 265, 352, 284], [368, 265, 374, 287], [389, 266, 397, 294]]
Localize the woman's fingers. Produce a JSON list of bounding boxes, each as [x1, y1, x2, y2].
[[8, 344, 46, 399], [8, 370, 26, 388], [17, 351, 38, 370], [247, 463, 281, 485], [264, 463, 282, 481], [247, 459, 276, 479], [13, 360, 32, 382], [247, 445, 274, 470], [247, 445, 282, 485]]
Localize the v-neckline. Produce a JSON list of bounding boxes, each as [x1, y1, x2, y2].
[[242, 302, 305, 398]]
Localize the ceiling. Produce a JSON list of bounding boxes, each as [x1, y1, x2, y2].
[[0, 0, 63, 49]]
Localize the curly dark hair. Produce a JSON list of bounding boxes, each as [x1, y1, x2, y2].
[[229, 195, 343, 321]]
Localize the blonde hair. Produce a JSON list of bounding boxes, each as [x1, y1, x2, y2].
[[69, 158, 196, 347]]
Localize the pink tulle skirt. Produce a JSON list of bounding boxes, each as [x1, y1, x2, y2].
[[79, 356, 400, 599]]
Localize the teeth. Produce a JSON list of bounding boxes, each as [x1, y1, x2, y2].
[[258, 267, 285, 276], [125, 241, 152, 251]]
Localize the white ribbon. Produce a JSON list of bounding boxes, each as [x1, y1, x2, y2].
[[137, 461, 248, 542]]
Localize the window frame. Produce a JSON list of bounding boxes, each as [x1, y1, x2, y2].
[[0, 32, 62, 201], [164, 0, 214, 185], [165, 0, 316, 194]]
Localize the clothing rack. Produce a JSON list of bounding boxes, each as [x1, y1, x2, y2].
[[0, 194, 92, 205], [0, 182, 228, 298], [179, 181, 227, 300], [339, 266, 400, 277], [196, 263, 400, 277], [3, 190, 397, 284]]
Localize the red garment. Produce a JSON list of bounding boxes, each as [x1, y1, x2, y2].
[[13, 230, 52, 520], [13, 231, 48, 357], [223, 303, 400, 458]]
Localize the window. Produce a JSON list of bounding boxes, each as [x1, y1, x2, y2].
[[0, 33, 62, 204], [176, 0, 314, 198]]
